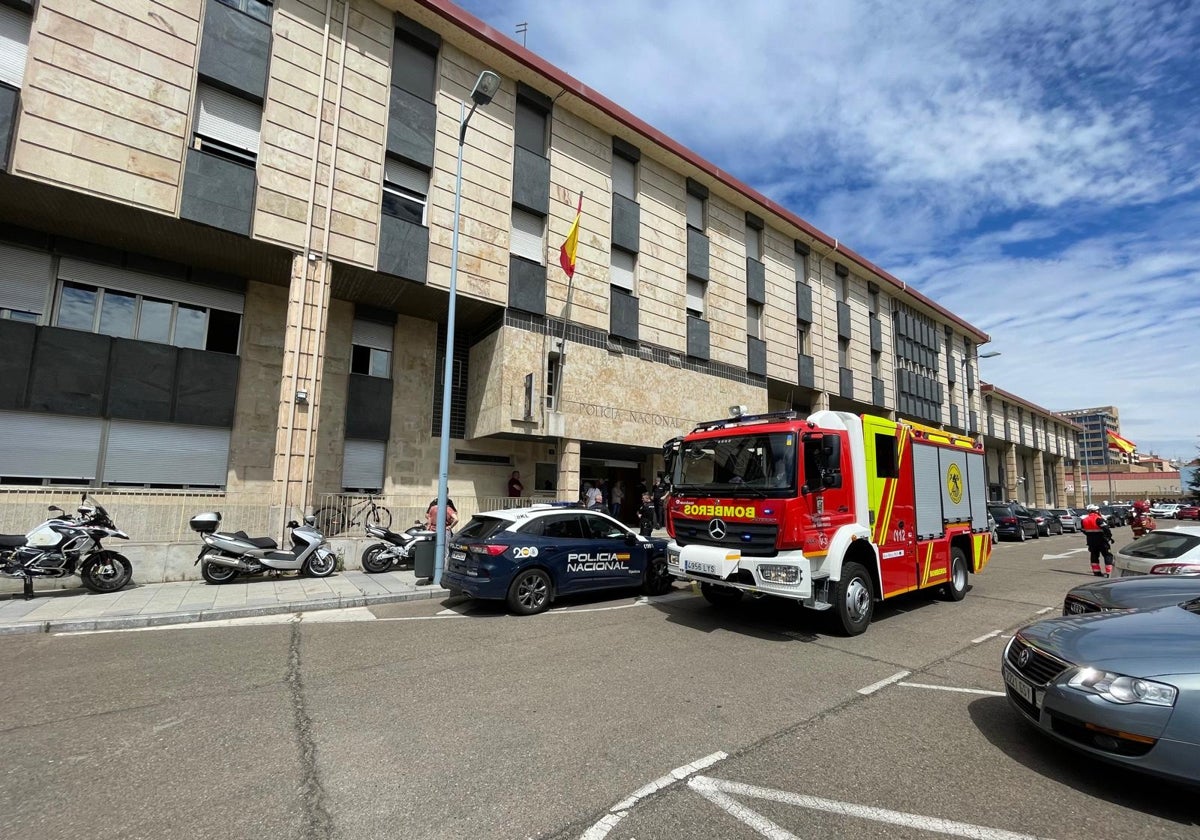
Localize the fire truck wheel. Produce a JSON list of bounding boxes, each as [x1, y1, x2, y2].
[[700, 582, 743, 608], [833, 562, 874, 636], [942, 547, 968, 602]]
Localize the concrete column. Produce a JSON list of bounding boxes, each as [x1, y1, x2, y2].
[[558, 439, 580, 503], [1033, 451, 1047, 507], [1053, 457, 1067, 508], [1004, 443, 1019, 502], [273, 255, 334, 522], [812, 391, 831, 412]]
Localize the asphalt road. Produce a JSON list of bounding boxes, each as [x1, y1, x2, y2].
[[1, 528, 1196, 840]]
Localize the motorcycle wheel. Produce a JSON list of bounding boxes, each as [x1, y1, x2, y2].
[[80, 552, 133, 593], [361, 543, 391, 574], [304, 550, 337, 578], [201, 560, 239, 585]]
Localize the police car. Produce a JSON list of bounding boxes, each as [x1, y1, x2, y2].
[[441, 505, 672, 615]]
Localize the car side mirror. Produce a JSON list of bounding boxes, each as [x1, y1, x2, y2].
[[624, 532, 637, 545]]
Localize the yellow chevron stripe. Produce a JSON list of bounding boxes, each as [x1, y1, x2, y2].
[[920, 542, 935, 587]]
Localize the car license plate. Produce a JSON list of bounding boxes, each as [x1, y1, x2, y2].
[[450, 551, 466, 561], [686, 560, 718, 575], [1003, 667, 1039, 708]]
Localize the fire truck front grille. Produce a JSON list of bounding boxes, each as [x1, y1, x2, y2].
[[673, 518, 778, 556]]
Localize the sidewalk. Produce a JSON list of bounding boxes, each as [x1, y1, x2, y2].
[[0, 570, 449, 637]]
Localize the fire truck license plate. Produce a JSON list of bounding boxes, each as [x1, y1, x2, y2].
[[686, 561, 718, 575], [1003, 667, 1039, 708]]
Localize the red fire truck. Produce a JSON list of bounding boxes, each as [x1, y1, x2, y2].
[[663, 408, 992, 635]]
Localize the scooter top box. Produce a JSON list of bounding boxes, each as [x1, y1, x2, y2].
[[189, 512, 222, 533]]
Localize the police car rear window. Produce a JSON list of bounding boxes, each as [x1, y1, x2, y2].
[[456, 516, 508, 541]]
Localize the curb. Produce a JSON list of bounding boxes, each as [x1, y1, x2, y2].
[[0, 587, 451, 637]]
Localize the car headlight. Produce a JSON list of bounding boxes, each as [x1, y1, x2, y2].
[[667, 550, 680, 568], [1068, 667, 1177, 707], [758, 565, 799, 584]]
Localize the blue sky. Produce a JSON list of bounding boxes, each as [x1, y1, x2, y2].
[[457, 0, 1200, 463]]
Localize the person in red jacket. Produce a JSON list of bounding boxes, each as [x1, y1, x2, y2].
[[1080, 504, 1114, 576]]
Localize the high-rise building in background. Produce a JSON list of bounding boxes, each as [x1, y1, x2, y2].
[[1057, 406, 1136, 467]]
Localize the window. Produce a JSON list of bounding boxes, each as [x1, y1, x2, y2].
[[747, 301, 763, 340], [515, 98, 547, 154], [839, 338, 849, 368], [869, 288, 879, 315], [745, 223, 763, 261], [871, 351, 881, 379], [545, 352, 560, 410], [686, 278, 706, 317], [613, 154, 637, 200], [875, 433, 899, 478], [542, 514, 584, 540], [510, 208, 545, 263], [797, 324, 809, 355], [382, 157, 429, 225], [583, 513, 625, 540], [610, 248, 635, 293], [53, 281, 242, 353], [351, 319, 393, 378], [0, 3, 32, 89], [840, 276, 850, 301], [686, 192, 705, 231], [214, 0, 272, 24], [194, 82, 262, 166], [392, 32, 437, 101], [342, 439, 385, 493], [794, 248, 808, 283]]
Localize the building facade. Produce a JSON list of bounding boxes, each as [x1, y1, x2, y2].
[[1057, 405, 1132, 467], [0, 0, 1078, 539], [979, 385, 1081, 507]]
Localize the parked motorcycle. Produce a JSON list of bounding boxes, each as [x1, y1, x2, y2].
[[361, 521, 436, 574], [0, 496, 133, 593], [190, 511, 337, 584]]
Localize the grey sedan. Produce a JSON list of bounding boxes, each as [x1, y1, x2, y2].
[[1002, 600, 1200, 785], [1063, 575, 1200, 616]]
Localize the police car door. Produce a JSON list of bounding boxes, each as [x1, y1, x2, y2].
[[577, 512, 643, 591]]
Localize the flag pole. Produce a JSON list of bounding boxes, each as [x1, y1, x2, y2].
[[1102, 416, 1115, 503], [554, 191, 583, 417]]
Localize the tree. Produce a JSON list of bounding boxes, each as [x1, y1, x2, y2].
[[1187, 453, 1200, 502]]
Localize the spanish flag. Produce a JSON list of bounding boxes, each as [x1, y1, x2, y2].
[[559, 191, 582, 279], [1106, 430, 1136, 454]]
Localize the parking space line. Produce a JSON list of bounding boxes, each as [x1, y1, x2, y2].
[[971, 629, 1001, 643], [899, 681, 1006, 697], [1035, 607, 1054, 615], [857, 670, 910, 695], [688, 775, 1055, 840], [579, 750, 728, 839]]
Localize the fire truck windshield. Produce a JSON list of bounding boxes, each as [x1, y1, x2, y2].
[[675, 432, 797, 494]]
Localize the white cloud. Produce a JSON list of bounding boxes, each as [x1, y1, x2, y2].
[[460, 0, 1200, 459]]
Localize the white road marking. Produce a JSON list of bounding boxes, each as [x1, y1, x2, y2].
[[58, 608, 376, 635], [1035, 607, 1054, 615], [857, 670, 910, 695], [971, 629, 1001, 643], [579, 751, 728, 840], [899, 681, 1006, 697], [1041, 548, 1088, 560], [688, 775, 1056, 840]]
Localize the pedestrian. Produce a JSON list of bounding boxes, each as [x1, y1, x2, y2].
[[638, 492, 656, 537], [425, 496, 458, 534], [584, 482, 602, 509], [610, 480, 625, 518], [651, 476, 667, 528], [1130, 499, 1156, 538], [507, 470, 523, 498], [1080, 503, 1114, 577]]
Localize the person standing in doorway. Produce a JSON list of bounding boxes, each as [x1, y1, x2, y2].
[[638, 492, 655, 537], [584, 482, 602, 509], [610, 480, 625, 518], [507, 470, 523, 498], [1081, 504, 1114, 577], [651, 476, 667, 528]]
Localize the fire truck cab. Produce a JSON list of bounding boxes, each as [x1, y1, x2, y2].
[[663, 408, 992, 635]]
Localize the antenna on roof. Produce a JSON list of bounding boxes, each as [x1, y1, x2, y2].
[[516, 22, 528, 47]]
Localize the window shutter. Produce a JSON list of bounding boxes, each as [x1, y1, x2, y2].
[[103, 421, 231, 486], [686, 193, 704, 229], [510, 209, 545, 263], [612, 156, 636, 199], [0, 243, 52, 315], [384, 158, 429, 195], [0, 4, 31, 88], [609, 248, 635, 292], [0, 411, 102, 480], [686, 277, 705, 316], [342, 439, 385, 491], [352, 318, 394, 352], [195, 83, 261, 154], [747, 303, 762, 337]]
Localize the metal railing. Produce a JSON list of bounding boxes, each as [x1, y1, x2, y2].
[[311, 492, 567, 537]]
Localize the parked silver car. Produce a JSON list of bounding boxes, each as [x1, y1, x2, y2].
[[1051, 507, 1081, 534], [1002, 601, 1200, 785]]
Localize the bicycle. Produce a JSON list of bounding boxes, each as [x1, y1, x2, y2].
[[311, 494, 391, 537]]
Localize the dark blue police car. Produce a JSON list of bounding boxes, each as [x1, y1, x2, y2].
[[441, 505, 672, 615]]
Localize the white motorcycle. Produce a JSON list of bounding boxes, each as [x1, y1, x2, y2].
[[190, 512, 337, 584], [0, 496, 133, 595]]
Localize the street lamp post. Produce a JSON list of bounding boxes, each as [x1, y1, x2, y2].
[[433, 69, 501, 587], [960, 350, 1000, 433]]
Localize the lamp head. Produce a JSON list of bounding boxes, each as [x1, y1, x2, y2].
[[471, 70, 501, 106]]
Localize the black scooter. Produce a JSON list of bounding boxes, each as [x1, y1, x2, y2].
[[360, 521, 436, 573]]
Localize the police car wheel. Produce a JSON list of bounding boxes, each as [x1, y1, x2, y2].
[[700, 582, 743, 608], [507, 568, 552, 615], [642, 555, 673, 596], [941, 547, 968, 602]]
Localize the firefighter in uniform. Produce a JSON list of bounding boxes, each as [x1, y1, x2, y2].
[[1081, 503, 1114, 577]]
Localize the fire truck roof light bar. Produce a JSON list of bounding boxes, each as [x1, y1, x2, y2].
[[693, 410, 800, 433]]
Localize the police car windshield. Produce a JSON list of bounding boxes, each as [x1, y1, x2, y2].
[[676, 432, 796, 494]]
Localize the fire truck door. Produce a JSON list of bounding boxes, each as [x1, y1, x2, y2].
[[867, 426, 917, 594]]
